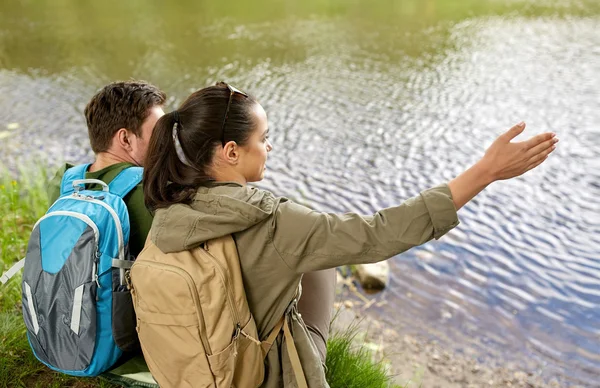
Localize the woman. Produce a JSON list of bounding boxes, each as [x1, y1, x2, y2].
[[141, 82, 557, 387]]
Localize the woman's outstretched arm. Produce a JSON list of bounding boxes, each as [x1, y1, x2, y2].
[[270, 122, 558, 274], [449, 122, 557, 210]]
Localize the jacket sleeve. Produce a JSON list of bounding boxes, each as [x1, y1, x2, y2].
[[269, 183, 459, 273]]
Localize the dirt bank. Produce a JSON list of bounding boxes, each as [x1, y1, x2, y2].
[[332, 275, 580, 388]]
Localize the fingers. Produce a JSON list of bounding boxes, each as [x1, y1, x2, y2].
[[524, 155, 549, 173], [522, 132, 556, 150], [525, 141, 556, 166], [526, 136, 559, 158], [501, 122, 526, 142]]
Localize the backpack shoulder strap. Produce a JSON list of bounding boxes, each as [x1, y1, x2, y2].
[[261, 283, 307, 388], [283, 314, 308, 388], [108, 166, 143, 198], [60, 164, 91, 196]]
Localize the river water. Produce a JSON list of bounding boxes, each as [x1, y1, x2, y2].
[[0, 0, 598, 385]]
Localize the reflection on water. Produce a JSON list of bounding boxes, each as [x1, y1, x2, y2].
[[1, 0, 599, 385]]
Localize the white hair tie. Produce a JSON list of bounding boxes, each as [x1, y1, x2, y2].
[[172, 122, 192, 166]]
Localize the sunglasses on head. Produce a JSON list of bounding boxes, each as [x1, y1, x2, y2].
[[216, 82, 248, 146]]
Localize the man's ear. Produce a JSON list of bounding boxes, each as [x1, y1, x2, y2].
[[116, 128, 133, 151], [222, 141, 239, 165]]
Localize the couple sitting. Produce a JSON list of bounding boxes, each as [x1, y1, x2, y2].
[[48, 80, 557, 387]]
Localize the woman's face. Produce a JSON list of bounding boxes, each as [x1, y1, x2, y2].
[[238, 103, 273, 182]]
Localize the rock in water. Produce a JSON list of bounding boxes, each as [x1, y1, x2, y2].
[[355, 262, 389, 290]]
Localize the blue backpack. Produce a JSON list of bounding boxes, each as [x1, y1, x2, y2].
[[18, 164, 142, 376]]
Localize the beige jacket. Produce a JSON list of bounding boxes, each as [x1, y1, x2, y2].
[[150, 182, 459, 387]]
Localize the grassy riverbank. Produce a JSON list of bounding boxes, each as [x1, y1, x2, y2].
[[0, 168, 401, 388]]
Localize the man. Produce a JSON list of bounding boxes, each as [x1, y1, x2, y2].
[[48, 80, 166, 258]]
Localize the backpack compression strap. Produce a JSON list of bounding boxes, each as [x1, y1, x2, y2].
[[108, 167, 143, 198], [60, 164, 91, 196], [0, 258, 25, 285]]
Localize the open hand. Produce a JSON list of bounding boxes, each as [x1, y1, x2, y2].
[[480, 122, 558, 182]]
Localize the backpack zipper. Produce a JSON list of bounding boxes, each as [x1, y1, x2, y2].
[[135, 261, 212, 355], [93, 250, 101, 299], [202, 243, 242, 335]]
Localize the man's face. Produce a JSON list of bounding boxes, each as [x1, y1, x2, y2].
[[129, 106, 165, 166]]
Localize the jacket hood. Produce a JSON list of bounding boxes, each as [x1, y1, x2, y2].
[[151, 182, 279, 253]]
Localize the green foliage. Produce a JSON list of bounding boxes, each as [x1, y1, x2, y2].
[[0, 312, 39, 388], [326, 325, 402, 388], [0, 167, 49, 312]]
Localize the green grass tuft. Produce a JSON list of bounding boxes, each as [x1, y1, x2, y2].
[[326, 323, 402, 388]]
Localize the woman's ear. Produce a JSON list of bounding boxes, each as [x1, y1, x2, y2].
[[222, 141, 239, 165]]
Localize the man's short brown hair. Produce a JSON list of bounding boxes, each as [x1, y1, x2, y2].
[[84, 81, 166, 153]]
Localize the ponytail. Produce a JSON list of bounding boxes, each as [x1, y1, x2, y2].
[[143, 111, 213, 210]]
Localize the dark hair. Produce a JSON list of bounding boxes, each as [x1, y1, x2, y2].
[[84, 80, 166, 153], [143, 83, 258, 210]]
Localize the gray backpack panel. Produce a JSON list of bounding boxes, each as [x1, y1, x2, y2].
[[22, 225, 98, 371]]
